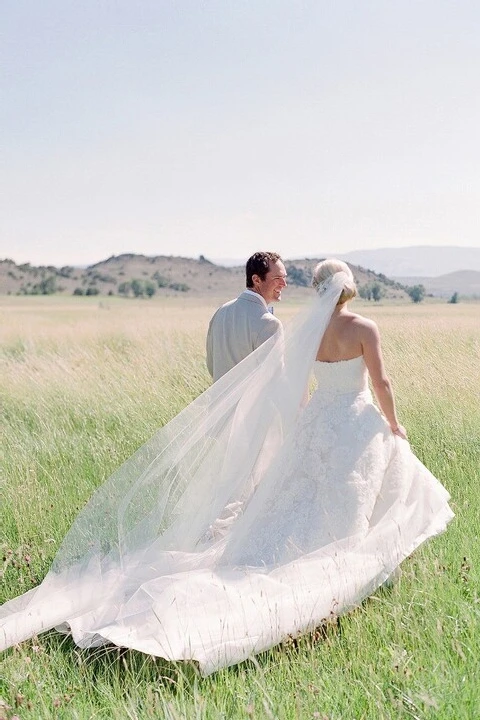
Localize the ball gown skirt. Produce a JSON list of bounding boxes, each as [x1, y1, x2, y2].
[[0, 357, 453, 675]]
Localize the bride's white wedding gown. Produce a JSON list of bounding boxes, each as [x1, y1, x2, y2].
[[1, 353, 453, 675]]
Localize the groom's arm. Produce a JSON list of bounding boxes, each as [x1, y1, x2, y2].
[[255, 315, 283, 350], [205, 314, 216, 377]]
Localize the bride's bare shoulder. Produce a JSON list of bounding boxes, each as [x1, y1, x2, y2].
[[343, 311, 376, 327], [345, 313, 379, 339]]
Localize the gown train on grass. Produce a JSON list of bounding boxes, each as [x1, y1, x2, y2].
[[0, 274, 453, 674]]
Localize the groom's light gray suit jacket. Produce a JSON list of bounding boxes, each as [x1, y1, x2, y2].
[[206, 290, 282, 382]]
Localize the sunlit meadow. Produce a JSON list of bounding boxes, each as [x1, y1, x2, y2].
[[1, 295, 479, 720]]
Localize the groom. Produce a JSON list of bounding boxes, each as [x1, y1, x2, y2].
[[206, 251, 287, 382]]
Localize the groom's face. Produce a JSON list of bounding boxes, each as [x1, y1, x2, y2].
[[254, 260, 287, 304]]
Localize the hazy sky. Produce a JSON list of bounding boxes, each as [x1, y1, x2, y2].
[[2, 1, 480, 266]]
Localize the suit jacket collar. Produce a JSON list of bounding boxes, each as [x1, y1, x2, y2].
[[240, 289, 269, 309]]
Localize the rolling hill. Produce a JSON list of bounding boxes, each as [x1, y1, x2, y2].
[[0, 254, 410, 301], [394, 270, 480, 298], [337, 246, 480, 277]]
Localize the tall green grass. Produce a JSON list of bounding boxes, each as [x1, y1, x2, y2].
[[1, 297, 479, 719]]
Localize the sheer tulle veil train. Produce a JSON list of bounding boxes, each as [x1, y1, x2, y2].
[[1, 272, 453, 674]]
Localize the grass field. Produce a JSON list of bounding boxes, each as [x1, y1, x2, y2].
[[1, 295, 479, 720]]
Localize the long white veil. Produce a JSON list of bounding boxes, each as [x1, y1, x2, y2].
[[1, 273, 348, 650]]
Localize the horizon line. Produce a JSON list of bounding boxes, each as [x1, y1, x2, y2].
[[2, 243, 480, 269]]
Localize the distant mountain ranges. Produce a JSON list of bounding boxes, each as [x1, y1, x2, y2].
[[334, 245, 480, 277], [392, 270, 480, 298], [215, 246, 480, 277], [332, 246, 480, 297], [1, 248, 478, 299], [1, 254, 409, 300], [215, 246, 480, 297]]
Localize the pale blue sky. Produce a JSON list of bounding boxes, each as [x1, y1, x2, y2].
[[2, 1, 479, 266]]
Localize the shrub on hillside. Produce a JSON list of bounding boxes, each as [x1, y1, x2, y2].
[[152, 271, 169, 288], [407, 284, 426, 303], [285, 265, 310, 287], [169, 282, 189, 292]]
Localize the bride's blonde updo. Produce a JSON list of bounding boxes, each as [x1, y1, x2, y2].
[[312, 258, 357, 304]]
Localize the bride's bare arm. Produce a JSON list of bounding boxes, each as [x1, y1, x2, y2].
[[360, 319, 407, 439]]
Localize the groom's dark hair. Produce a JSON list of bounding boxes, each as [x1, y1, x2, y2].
[[246, 251, 282, 288]]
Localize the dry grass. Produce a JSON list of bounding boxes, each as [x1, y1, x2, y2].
[[1, 295, 479, 719]]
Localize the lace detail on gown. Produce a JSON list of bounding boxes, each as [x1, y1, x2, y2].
[[224, 357, 395, 566], [0, 355, 454, 675]]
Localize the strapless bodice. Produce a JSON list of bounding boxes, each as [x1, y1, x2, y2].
[[313, 355, 368, 394]]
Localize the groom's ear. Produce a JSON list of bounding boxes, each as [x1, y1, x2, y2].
[[251, 273, 261, 289]]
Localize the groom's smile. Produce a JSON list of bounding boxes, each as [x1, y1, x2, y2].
[[256, 259, 287, 305]]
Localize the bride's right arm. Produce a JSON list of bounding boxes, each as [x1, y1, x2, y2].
[[360, 319, 407, 439]]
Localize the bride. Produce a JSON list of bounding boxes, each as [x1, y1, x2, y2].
[[0, 259, 453, 675]]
